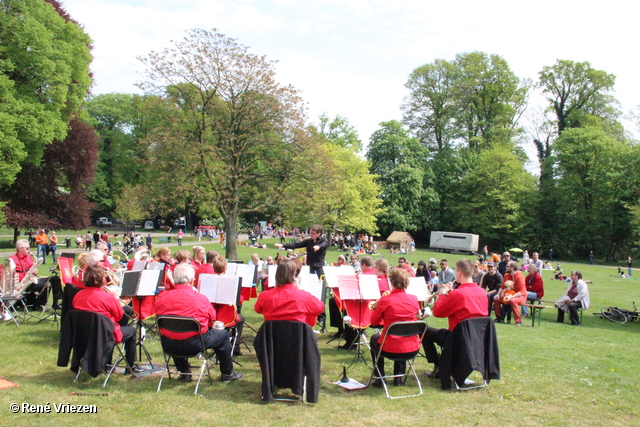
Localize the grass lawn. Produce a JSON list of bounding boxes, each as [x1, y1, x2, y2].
[[1, 243, 639, 426]]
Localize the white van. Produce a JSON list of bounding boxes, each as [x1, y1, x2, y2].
[[144, 221, 155, 230]]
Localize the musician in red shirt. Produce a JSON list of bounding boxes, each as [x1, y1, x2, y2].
[[422, 259, 487, 377], [369, 268, 421, 387], [254, 259, 324, 327], [72, 265, 145, 375], [8, 239, 34, 283], [155, 263, 242, 382]]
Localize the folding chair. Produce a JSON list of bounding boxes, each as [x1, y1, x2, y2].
[[155, 315, 215, 395], [0, 288, 25, 326], [57, 310, 131, 387], [215, 304, 250, 359], [368, 321, 427, 399]]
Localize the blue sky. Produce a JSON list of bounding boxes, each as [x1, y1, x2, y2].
[[62, 0, 639, 158]]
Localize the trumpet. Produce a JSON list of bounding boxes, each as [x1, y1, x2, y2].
[[368, 290, 391, 311], [424, 282, 453, 304]]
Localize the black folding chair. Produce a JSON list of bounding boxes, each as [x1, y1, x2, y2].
[[155, 315, 215, 395], [368, 320, 427, 399]]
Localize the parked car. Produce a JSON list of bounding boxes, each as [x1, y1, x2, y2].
[[144, 221, 155, 230], [97, 217, 112, 226]]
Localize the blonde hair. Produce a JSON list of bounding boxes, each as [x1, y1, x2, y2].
[[76, 252, 89, 269], [503, 280, 514, 290], [155, 247, 171, 259]]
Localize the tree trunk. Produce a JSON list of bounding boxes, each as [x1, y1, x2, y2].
[[13, 227, 19, 246], [224, 210, 239, 262]]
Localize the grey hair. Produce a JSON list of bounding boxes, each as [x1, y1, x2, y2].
[[173, 263, 196, 285], [87, 249, 105, 266]]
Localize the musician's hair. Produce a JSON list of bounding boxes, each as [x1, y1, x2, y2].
[[173, 263, 196, 285], [291, 257, 302, 277], [360, 256, 374, 269], [84, 265, 105, 288], [213, 256, 227, 274], [76, 252, 89, 269], [96, 241, 108, 251], [206, 250, 219, 264], [174, 249, 190, 264], [87, 249, 104, 266], [15, 239, 29, 250], [310, 224, 323, 235], [275, 259, 297, 286], [389, 268, 409, 289], [374, 258, 389, 274], [192, 246, 205, 261], [155, 247, 171, 259], [455, 259, 474, 279]]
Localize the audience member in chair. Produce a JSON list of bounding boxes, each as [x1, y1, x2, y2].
[[72, 265, 145, 375], [422, 259, 487, 378], [155, 263, 242, 382], [522, 263, 544, 316], [555, 270, 590, 325], [254, 259, 324, 327], [369, 268, 421, 387]]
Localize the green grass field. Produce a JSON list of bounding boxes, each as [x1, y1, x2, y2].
[[1, 243, 639, 426]]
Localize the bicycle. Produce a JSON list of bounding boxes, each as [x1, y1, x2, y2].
[[600, 301, 639, 324]]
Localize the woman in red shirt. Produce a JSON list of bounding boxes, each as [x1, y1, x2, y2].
[[369, 268, 421, 387]]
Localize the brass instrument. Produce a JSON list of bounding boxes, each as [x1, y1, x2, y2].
[[368, 290, 391, 311], [16, 255, 43, 293]]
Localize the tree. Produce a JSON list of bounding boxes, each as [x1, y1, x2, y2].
[[366, 120, 438, 237], [537, 59, 617, 160], [138, 29, 310, 260], [316, 112, 362, 152], [0, 0, 92, 179], [280, 142, 382, 234], [114, 184, 149, 226], [451, 145, 537, 248]]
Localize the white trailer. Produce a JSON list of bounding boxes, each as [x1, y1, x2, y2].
[[429, 231, 479, 254]]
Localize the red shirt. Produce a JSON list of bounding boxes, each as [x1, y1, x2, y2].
[[525, 272, 544, 298], [397, 263, 415, 277], [9, 253, 33, 282], [433, 282, 487, 331], [101, 233, 109, 243], [155, 284, 217, 340], [254, 284, 324, 327], [195, 264, 214, 287], [73, 287, 124, 343], [370, 288, 421, 353], [377, 275, 390, 294]]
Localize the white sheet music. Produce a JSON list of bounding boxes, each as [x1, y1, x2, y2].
[[407, 277, 430, 302], [131, 260, 147, 272], [324, 265, 356, 288], [198, 274, 219, 302], [299, 265, 311, 281], [147, 261, 164, 271], [359, 275, 381, 300], [337, 275, 361, 300], [300, 277, 324, 301], [267, 264, 276, 288], [138, 270, 161, 296], [216, 275, 239, 305], [235, 264, 257, 287], [224, 262, 238, 276]]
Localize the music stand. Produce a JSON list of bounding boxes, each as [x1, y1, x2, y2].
[[121, 270, 163, 365], [36, 276, 62, 324], [59, 252, 76, 260]]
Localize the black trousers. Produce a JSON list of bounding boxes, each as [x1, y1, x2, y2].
[[161, 329, 233, 375], [120, 325, 137, 367], [421, 326, 449, 367], [370, 333, 414, 377], [557, 301, 582, 325]]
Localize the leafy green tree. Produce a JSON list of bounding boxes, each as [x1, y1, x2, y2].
[[0, 0, 92, 179], [138, 29, 310, 260], [316, 112, 362, 153], [451, 145, 537, 248], [366, 120, 437, 237]]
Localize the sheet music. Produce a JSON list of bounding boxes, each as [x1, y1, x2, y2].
[[147, 261, 164, 271], [235, 264, 257, 287], [267, 264, 276, 288], [131, 260, 147, 271], [407, 277, 430, 301], [216, 275, 239, 305], [224, 262, 238, 276], [337, 275, 361, 300], [358, 275, 381, 300], [300, 276, 324, 301], [120, 271, 142, 298], [324, 265, 356, 288], [138, 270, 161, 296], [299, 265, 311, 281], [198, 274, 219, 303]]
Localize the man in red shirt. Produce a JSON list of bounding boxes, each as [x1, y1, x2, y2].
[[155, 263, 241, 383], [72, 265, 144, 375], [422, 259, 487, 376], [8, 239, 34, 284], [396, 257, 415, 277], [493, 261, 527, 325], [522, 263, 544, 316], [254, 259, 324, 327]]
